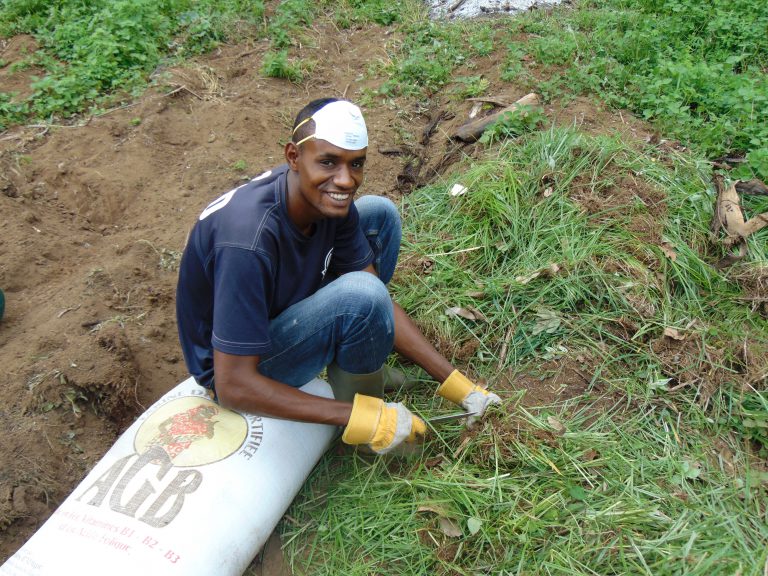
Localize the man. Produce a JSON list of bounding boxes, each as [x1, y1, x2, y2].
[[176, 98, 500, 454]]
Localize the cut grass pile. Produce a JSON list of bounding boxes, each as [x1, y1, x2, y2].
[[282, 128, 768, 574]]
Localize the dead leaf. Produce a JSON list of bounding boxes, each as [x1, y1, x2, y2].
[[582, 449, 598, 462], [516, 263, 561, 284], [660, 242, 677, 261], [465, 306, 487, 322], [663, 327, 686, 340], [532, 309, 561, 336], [543, 187, 553, 198], [546, 416, 566, 434], [417, 504, 451, 516], [446, 306, 485, 321], [465, 290, 486, 299], [419, 258, 434, 275], [438, 516, 463, 538], [424, 454, 448, 469], [516, 271, 541, 285]]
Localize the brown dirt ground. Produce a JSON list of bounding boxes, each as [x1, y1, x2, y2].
[[0, 14, 728, 569]]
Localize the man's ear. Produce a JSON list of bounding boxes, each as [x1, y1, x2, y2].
[[285, 141, 300, 170]]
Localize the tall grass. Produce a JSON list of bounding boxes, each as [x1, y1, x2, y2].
[[283, 127, 768, 574]]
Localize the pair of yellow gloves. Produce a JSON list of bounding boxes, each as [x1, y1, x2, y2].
[[341, 370, 501, 454]]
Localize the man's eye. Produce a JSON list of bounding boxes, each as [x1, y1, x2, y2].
[[352, 161, 365, 169]]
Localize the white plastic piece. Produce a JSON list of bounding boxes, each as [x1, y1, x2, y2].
[[1, 377, 336, 576], [450, 183, 468, 197]]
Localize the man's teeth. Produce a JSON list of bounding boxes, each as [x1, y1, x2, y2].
[[329, 193, 350, 201]]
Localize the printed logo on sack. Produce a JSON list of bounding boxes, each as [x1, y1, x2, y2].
[[76, 390, 264, 528], [134, 397, 248, 467]]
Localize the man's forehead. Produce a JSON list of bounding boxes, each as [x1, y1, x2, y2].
[[306, 138, 367, 159]]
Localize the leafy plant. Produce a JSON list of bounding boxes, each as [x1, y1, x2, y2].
[[450, 75, 489, 99], [722, 392, 768, 457], [478, 105, 546, 145], [260, 50, 304, 82]]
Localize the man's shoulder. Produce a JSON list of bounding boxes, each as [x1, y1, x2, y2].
[[195, 165, 288, 248]]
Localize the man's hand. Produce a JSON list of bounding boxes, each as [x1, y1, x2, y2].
[[437, 370, 501, 427], [342, 394, 426, 454]]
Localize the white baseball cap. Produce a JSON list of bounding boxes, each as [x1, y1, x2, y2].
[[293, 100, 368, 150]]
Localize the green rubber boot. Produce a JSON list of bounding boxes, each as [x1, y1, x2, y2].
[[382, 365, 421, 393], [326, 364, 386, 404]]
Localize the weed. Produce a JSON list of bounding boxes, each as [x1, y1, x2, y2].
[[721, 390, 768, 457], [0, 0, 265, 128], [136, 240, 181, 271], [231, 159, 248, 172], [260, 50, 305, 83], [450, 75, 489, 100], [282, 125, 768, 573], [478, 105, 546, 145]]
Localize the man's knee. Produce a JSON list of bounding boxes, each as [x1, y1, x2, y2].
[[332, 272, 394, 361], [355, 195, 402, 232], [333, 271, 392, 319]]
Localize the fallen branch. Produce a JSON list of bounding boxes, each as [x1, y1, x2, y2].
[[710, 175, 768, 268], [164, 85, 204, 100], [452, 93, 540, 143], [466, 96, 514, 107]]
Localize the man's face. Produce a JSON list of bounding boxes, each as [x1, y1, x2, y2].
[[286, 138, 366, 227]]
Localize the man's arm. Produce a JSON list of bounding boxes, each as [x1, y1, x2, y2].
[[360, 264, 501, 425], [392, 302, 454, 382], [213, 349, 352, 426], [213, 349, 426, 452]]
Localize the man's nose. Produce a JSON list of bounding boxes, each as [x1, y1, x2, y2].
[[334, 164, 355, 189]]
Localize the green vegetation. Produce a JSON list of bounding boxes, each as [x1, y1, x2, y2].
[[3, 0, 766, 573], [285, 127, 768, 575], [261, 49, 306, 82], [0, 0, 267, 128], [496, 0, 768, 180], [0, 0, 398, 129]]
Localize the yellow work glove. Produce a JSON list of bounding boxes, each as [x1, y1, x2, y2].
[[342, 394, 426, 454], [437, 370, 501, 427]]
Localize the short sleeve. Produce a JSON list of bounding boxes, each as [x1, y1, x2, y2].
[[329, 205, 374, 274], [211, 246, 274, 356]]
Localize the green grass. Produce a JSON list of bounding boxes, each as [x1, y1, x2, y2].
[[283, 128, 768, 574]]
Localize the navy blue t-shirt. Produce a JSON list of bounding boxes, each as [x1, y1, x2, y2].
[[176, 164, 374, 390]]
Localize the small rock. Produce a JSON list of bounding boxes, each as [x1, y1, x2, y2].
[[12, 486, 28, 514]]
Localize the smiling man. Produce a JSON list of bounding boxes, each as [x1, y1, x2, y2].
[[176, 98, 500, 454]]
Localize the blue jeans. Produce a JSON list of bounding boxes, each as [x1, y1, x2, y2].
[[257, 196, 402, 387]]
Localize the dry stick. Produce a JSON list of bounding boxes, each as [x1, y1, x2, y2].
[[466, 96, 513, 107], [164, 85, 204, 100], [452, 435, 472, 459], [453, 93, 540, 142], [449, 0, 468, 12], [498, 326, 514, 370], [498, 305, 518, 370]]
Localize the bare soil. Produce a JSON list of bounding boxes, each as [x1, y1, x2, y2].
[[0, 15, 711, 569]]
